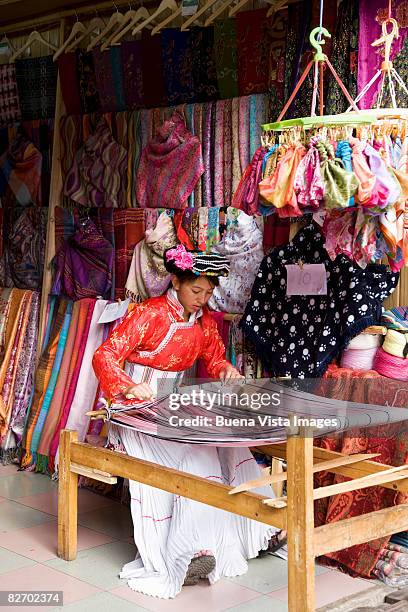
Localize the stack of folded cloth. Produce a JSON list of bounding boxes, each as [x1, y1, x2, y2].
[[340, 332, 381, 371], [373, 307, 408, 380], [373, 542, 408, 587]]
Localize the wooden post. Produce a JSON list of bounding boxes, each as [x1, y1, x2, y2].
[[58, 429, 78, 561], [286, 425, 315, 612], [37, 18, 66, 358]]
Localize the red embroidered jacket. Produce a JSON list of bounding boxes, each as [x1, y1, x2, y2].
[[93, 291, 231, 398]]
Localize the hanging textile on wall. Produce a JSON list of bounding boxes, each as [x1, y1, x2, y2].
[[51, 216, 114, 301], [0, 64, 21, 126], [64, 120, 128, 208], [0, 289, 39, 461], [358, 0, 408, 109], [92, 47, 126, 113], [141, 31, 166, 109], [57, 53, 82, 116], [14, 55, 57, 120], [213, 19, 238, 100], [76, 50, 101, 114], [0, 134, 43, 206], [136, 111, 204, 209], [121, 41, 144, 110], [114, 209, 145, 300]]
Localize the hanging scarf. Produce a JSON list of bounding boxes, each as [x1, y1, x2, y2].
[[209, 209, 264, 314], [0, 64, 21, 125], [125, 211, 176, 303], [136, 111, 204, 209], [0, 135, 42, 206], [52, 217, 114, 301], [317, 141, 359, 209]]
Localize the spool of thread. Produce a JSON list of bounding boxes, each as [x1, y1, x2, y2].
[[341, 347, 378, 370], [373, 347, 408, 380], [382, 329, 408, 359], [340, 333, 381, 370]]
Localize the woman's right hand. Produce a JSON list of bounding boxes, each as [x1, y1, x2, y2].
[[124, 383, 156, 401]]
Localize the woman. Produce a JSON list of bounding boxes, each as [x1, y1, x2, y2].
[[93, 245, 283, 599]]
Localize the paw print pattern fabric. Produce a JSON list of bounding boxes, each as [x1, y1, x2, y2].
[[240, 223, 399, 378]]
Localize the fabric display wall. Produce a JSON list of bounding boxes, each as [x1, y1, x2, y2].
[[0, 288, 40, 461]]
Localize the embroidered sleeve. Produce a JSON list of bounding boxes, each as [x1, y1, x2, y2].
[[92, 304, 157, 398], [199, 314, 231, 379]]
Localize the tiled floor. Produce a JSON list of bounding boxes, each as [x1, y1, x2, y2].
[[0, 464, 374, 611]]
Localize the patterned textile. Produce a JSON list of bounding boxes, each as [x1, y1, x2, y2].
[[92, 47, 126, 113], [0, 64, 21, 125], [8, 292, 39, 445], [76, 50, 101, 114], [136, 112, 204, 209], [382, 307, 408, 331], [52, 217, 114, 301], [125, 211, 176, 303], [114, 209, 145, 300], [241, 223, 399, 378], [0, 135, 42, 206], [358, 0, 408, 109], [1, 207, 47, 290], [21, 299, 68, 468], [209, 210, 264, 314], [121, 41, 144, 110], [64, 120, 128, 208], [58, 53, 81, 115], [161, 29, 195, 106], [0, 290, 31, 441], [214, 20, 238, 100], [15, 55, 57, 120], [326, 0, 359, 115], [141, 31, 165, 108], [236, 8, 275, 96], [315, 364, 408, 577], [267, 10, 287, 116], [190, 26, 218, 103]]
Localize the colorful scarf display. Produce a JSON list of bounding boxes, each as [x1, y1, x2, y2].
[[0, 134, 43, 206]]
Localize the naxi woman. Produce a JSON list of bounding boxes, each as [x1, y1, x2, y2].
[[93, 245, 283, 599]]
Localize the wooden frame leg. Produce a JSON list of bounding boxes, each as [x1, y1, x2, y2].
[[287, 428, 315, 612], [58, 430, 78, 561]]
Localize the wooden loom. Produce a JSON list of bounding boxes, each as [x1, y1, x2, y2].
[[58, 427, 408, 612]]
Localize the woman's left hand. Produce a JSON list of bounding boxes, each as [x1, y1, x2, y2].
[[219, 364, 244, 381]]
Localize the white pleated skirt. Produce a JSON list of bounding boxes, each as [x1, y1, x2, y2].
[[111, 424, 278, 599]]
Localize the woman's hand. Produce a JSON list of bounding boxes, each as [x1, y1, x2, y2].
[[124, 382, 156, 401], [219, 364, 244, 381]]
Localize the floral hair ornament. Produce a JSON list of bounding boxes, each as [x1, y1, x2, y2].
[[165, 244, 194, 270]]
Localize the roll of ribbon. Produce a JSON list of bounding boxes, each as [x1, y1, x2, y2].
[[340, 346, 378, 370], [373, 347, 408, 380], [382, 329, 408, 359]]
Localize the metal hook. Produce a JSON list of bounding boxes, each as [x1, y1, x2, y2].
[[113, 1, 119, 12], [309, 26, 331, 62], [74, 9, 79, 21]]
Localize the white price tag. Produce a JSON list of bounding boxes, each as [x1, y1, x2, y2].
[[98, 298, 131, 324], [285, 264, 327, 296]]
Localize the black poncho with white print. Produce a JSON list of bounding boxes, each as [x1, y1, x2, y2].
[[240, 223, 399, 379]]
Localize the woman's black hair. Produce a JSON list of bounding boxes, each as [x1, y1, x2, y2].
[[164, 248, 220, 287]]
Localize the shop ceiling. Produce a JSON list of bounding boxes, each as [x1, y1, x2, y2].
[[0, 0, 160, 29]]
